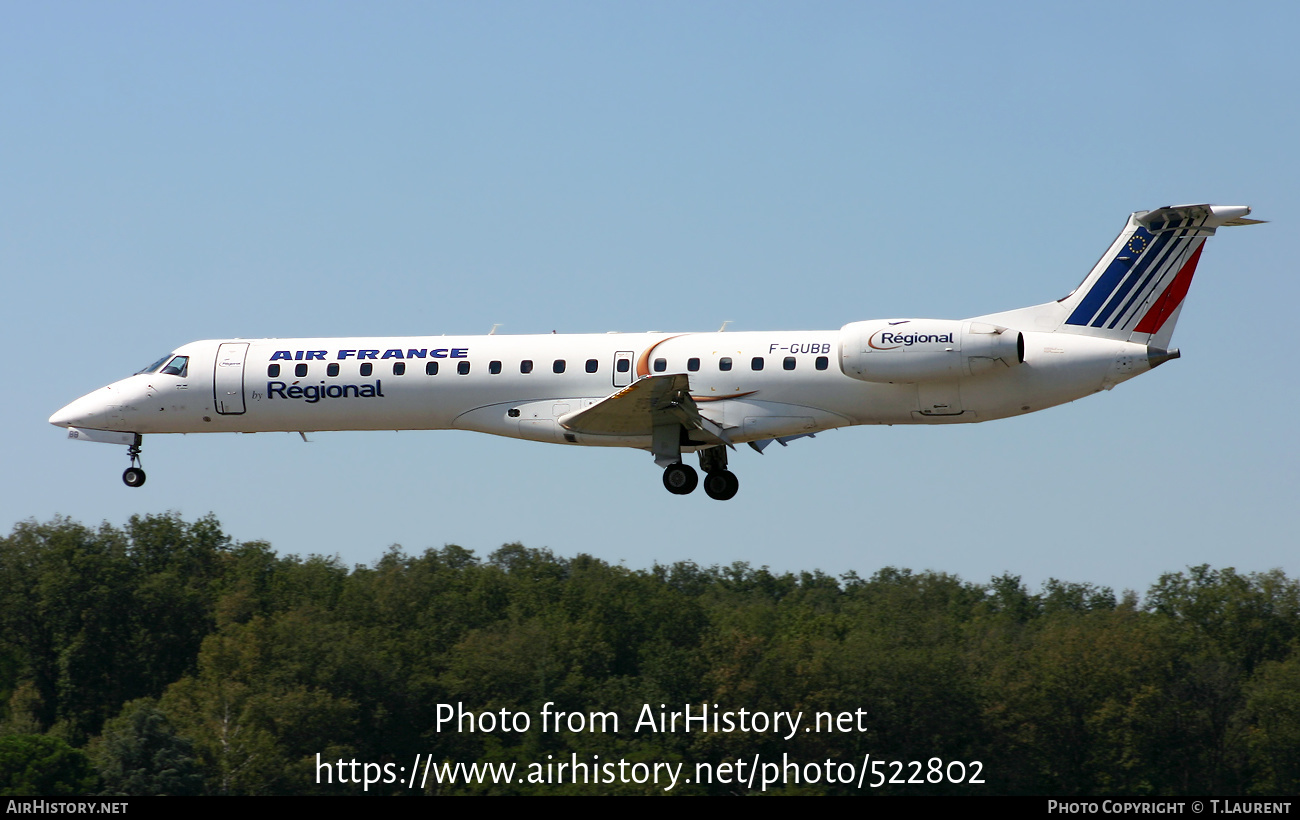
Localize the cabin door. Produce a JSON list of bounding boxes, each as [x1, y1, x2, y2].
[[214, 343, 249, 415]]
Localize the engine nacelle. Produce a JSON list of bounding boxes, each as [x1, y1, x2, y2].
[[839, 319, 1024, 383]]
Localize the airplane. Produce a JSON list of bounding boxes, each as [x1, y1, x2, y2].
[[50, 203, 1261, 500]]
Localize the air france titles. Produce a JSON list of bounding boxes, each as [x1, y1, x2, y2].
[[268, 348, 470, 361]]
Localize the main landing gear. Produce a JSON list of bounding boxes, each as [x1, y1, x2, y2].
[[661, 446, 740, 501], [702, 469, 739, 501], [662, 463, 698, 495], [122, 434, 146, 488]]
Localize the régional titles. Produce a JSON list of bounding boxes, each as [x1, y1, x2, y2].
[[868, 331, 955, 350], [268, 381, 384, 403]]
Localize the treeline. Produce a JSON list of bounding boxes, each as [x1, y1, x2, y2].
[[0, 514, 1297, 795]]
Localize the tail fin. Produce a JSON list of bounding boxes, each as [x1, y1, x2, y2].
[[975, 204, 1261, 350], [1058, 204, 1260, 348]]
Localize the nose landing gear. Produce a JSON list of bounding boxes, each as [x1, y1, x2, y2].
[[122, 435, 146, 488]]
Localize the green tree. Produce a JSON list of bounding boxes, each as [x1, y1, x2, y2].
[[0, 734, 95, 795], [91, 699, 202, 795], [1245, 650, 1300, 794], [1146, 566, 1300, 674]]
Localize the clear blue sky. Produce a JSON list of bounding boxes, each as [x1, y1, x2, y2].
[[5, 2, 1297, 596]]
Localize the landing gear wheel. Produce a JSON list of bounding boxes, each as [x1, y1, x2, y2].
[[662, 463, 698, 495], [703, 469, 739, 501], [123, 434, 145, 487]]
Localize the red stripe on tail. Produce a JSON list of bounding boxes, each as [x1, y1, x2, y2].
[[1132, 242, 1204, 335]]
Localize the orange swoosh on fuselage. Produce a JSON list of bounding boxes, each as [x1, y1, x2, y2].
[[636, 334, 689, 377], [636, 335, 759, 402], [693, 391, 757, 402]]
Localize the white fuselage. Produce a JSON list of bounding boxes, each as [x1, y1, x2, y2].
[[49, 326, 1151, 450], [48, 203, 1254, 495]]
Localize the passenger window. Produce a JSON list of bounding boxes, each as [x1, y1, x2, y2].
[[616, 359, 630, 373], [490, 361, 502, 375], [521, 360, 533, 374], [585, 359, 598, 373], [783, 357, 796, 371], [160, 356, 189, 377], [393, 362, 406, 376], [687, 358, 700, 372], [268, 364, 280, 378], [327, 363, 340, 377], [426, 361, 439, 375], [653, 358, 667, 372], [553, 359, 566, 374], [815, 356, 829, 371], [719, 357, 732, 372], [360, 362, 373, 377], [295, 363, 308, 377], [458, 361, 471, 375], [751, 357, 764, 371]]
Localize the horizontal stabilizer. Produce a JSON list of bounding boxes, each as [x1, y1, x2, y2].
[[1136, 204, 1262, 231]]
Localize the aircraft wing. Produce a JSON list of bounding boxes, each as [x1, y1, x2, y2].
[[558, 374, 734, 447]]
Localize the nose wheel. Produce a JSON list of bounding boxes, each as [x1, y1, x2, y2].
[[122, 435, 146, 488]]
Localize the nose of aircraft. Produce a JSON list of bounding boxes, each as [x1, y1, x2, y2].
[[49, 402, 77, 428], [50, 394, 99, 428], [49, 387, 120, 429]]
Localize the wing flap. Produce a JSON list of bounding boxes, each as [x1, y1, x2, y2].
[[558, 374, 733, 447]]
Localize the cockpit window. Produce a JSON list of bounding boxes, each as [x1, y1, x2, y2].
[[136, 354, 173, 375], [160, 356, 189, 377]]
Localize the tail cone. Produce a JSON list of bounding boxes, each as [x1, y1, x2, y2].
[[1147, 347, 1181, 369]]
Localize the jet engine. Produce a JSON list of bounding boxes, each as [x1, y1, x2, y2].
[[839, 319, 1024, 383]]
